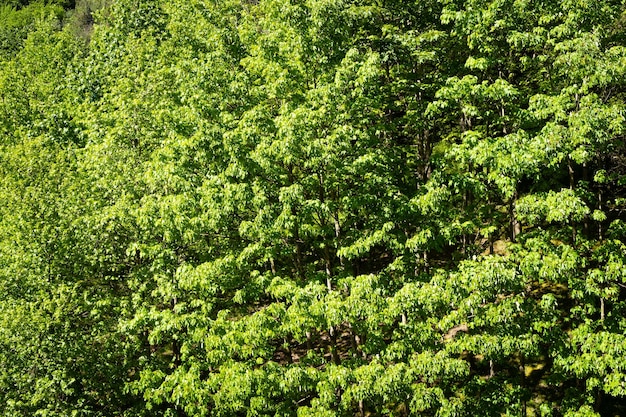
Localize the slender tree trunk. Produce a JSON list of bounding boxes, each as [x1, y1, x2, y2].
[[567, 158, 578, 245], [583, 163, 590, 237], [324, 248, 333, 291], [293, 221, 304, 278], [288, 164, 304, 278], [420, 250, 428, 273], [419, 130, 432, 182], [520, 355, 527, 417], [171, 298, 181, 367], [600, 297, 605, 321], [329, 329, 340, 365], [598, 190, 603, 240], [334, 212, 343, 267], [510, 191, 520, 242]]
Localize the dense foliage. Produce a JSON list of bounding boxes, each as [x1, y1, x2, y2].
[[1, 0, 626, 415]]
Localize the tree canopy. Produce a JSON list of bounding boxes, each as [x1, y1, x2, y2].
[[1, 0, 626, 416]]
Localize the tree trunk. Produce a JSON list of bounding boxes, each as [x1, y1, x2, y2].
[[519, 355, 526, 417], [598, 190, 603, 240], [600, 297, 605, 321], [510, 191, 520, 242], [329, 329, 340, 365]]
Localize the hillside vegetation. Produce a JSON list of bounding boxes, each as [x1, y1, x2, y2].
[[1, 0, 626, 416]]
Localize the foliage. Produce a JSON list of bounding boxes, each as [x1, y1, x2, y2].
[[1, 0, 626, 416]]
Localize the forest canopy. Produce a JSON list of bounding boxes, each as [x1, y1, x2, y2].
[[1, 0, 626, 416]]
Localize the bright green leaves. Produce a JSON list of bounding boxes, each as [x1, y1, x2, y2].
[[556, 328, 626, 397], [2, 0, 626, 416], [517, 189, 590, 225]]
